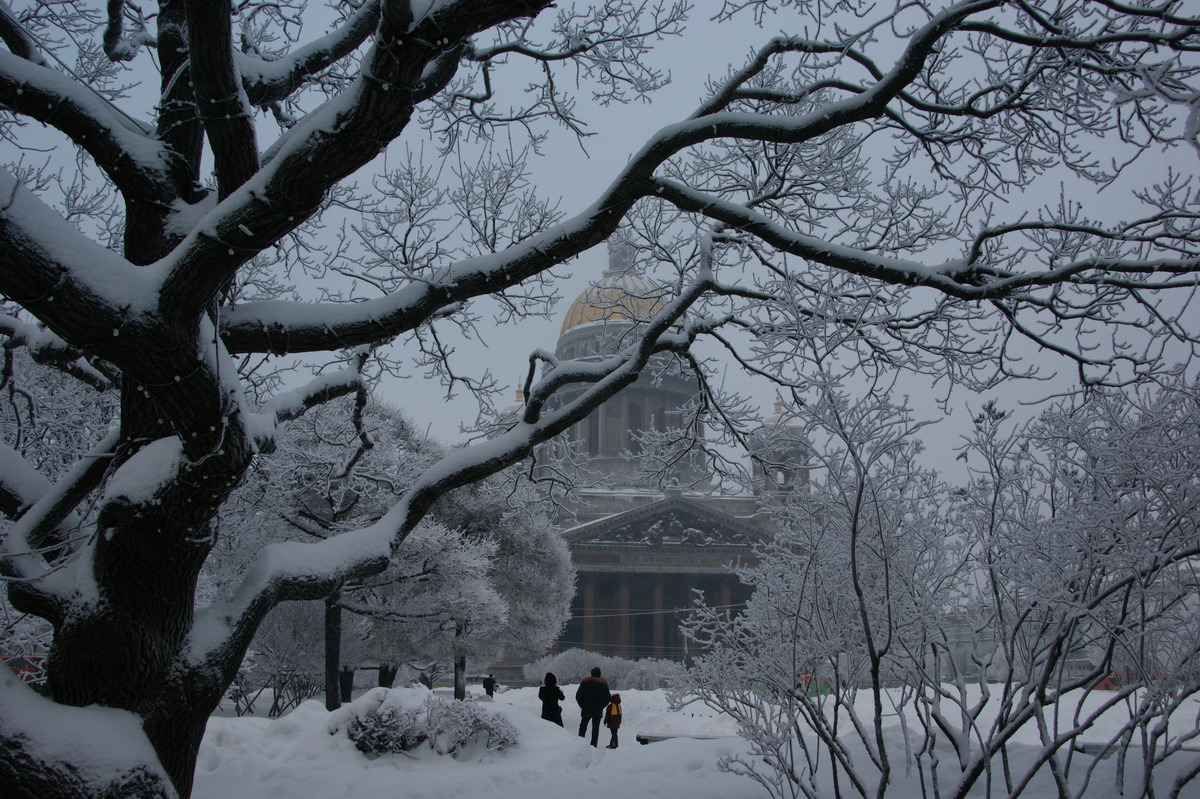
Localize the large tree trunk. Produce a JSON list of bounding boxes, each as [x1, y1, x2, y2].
[[45, 586, 225, 798], [34, 385, 252, 798], [325, 591, 342, 710], [454, 652, 467, 701]]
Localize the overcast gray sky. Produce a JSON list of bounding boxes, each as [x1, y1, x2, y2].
[[376, 11, 1035, 470], [372, 5, 1187, 474], [377, 14, 746, 442]]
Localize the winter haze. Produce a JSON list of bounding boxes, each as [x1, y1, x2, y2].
[[1, 1, 1198, 799]]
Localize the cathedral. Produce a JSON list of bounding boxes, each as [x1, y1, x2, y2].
[[525, 238, 810, 662]]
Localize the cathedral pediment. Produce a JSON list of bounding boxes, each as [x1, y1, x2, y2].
[[564, 495, 768, 550]]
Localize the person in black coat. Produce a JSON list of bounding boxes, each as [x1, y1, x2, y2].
[[482, 674, 497, 697], [575, 666, 611, 747], [538, 672, 565, 726]]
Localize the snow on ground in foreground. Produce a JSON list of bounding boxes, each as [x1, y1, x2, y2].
[[194, 687, 759, 799], [194, 685, 1200, 799]]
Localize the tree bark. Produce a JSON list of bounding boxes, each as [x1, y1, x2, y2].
[[453, 618, 468, 700], [454, 652, 466, 701], [325, 591, 342, 711]]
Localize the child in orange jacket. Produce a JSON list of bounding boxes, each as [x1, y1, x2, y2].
[[603, 693, 622, 749]]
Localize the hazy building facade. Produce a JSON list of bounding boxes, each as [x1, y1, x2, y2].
[[541, 238, 809, 661]]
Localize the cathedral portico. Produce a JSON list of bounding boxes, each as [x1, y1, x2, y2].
[[560, 494, 765, 660]]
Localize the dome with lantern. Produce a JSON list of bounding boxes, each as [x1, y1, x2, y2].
[[546, 235, 701, 487], [511, 235, 800, 671], [556, 237, 670, 358]]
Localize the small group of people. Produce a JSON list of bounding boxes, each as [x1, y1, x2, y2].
[[538, 667, 622, 749]]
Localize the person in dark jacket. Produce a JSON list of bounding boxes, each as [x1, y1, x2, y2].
[[482, 674, 497, 697], [538, 672, 565, 726], [603, 693, 623, 749], [575, 666, 611, 747]]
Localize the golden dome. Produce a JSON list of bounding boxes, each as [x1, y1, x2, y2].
[[559, 271, 668, 335]]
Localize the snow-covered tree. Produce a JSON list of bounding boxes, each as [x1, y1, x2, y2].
[[678, 380, 955, 799], [348, 479, 573, 700], [217, 398, 570, 703], [1, 1, 1198, 796], [676, 381, 1200, 799]]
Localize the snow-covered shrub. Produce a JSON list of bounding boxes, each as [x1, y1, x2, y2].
[[524, 649, 682, 690], [336, 687, 518, 758], [424, 696, 518, 755], [348, 700, 427, 755]]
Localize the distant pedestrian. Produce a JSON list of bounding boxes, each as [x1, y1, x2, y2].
[[575, 667, 611, 747], [482, 674, 497, 697], [338, 666, 354, 702], [604, 693, 623, 749], [539, 672, 565, 726]]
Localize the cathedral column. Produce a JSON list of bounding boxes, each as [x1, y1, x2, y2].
[[652, 580, 665, 659], [617, 577, 631, 658], [582, 576, 596, 650]]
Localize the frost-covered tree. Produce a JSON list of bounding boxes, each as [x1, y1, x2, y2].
[[348, 480, 573, 700], [1, 1, 1199, 797], [209, 393, 439, 708], [217, 398, 570, 704], [349, 518, 505, 699], [678, 379, 955, 799], [676, 381, 1200, 799]]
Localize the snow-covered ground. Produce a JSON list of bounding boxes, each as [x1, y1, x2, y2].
[[194, 686, 760, 799], [193, 685, 1200, 799]]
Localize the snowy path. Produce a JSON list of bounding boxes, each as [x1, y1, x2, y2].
[[194, 687, 763, 799]]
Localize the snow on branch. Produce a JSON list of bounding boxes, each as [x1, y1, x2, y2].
[[0, 668, 174, 798], [0, 1, 45, 65], [238, 0, 381, 107], [1, 429, 118, 621], [0, 312, 113, 390], [244, 361, 366, 451], [101, 436, 183, 508], [0, 51, 169, 192], [102, 0, 153, 62], [218, 215, 622, 354], [0, 169, 157, 339]]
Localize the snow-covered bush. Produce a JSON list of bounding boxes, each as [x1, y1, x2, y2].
[[347, 701, 426, 756], [524, 649, 682, 690], [335, 688, 517, 758], [424, 696, 518, 756]]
